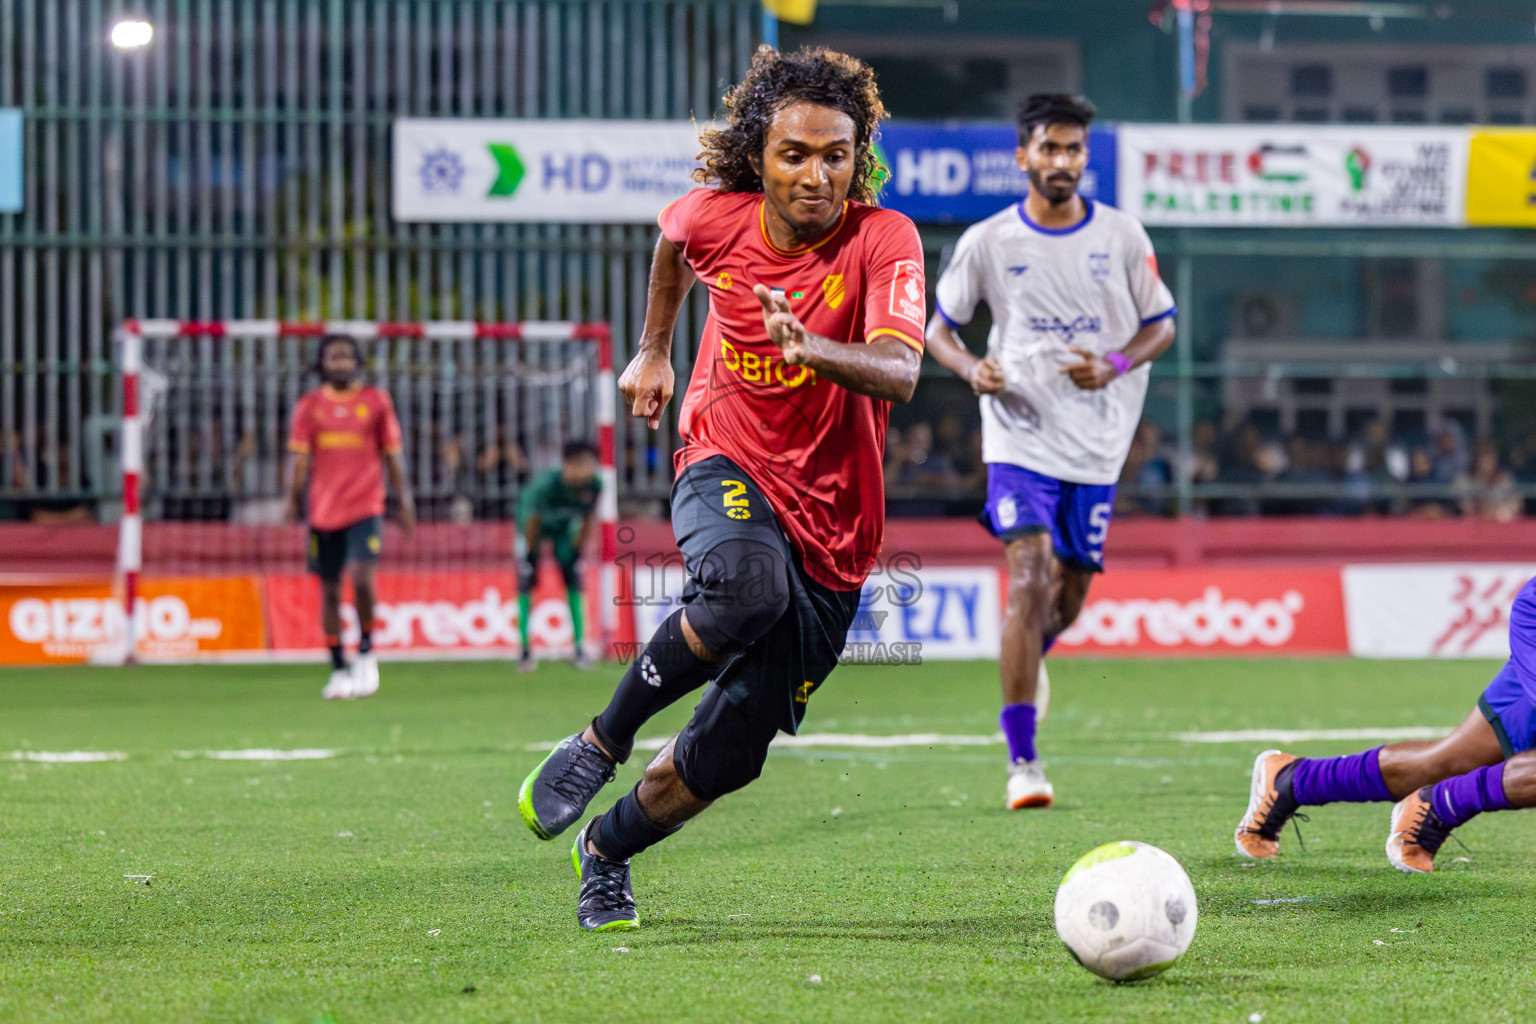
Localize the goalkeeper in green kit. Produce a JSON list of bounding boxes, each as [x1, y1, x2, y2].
[[518, 440, 602, 671]]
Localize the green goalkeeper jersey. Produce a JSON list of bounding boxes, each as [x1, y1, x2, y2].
[[518, 467, 600, 536]]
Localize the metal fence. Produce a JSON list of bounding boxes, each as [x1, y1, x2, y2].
[[0, 0, 762, 514]]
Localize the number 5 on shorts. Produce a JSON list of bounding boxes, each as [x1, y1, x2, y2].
[[1087, 502, 1111, 546]]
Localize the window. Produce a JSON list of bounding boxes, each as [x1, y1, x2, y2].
[[1486, 68, 1526, 100], [1224, 45, 1536, 125], [1388, 66, 1429, 98], [813, 34, 1080, 121], [1290, 64, 1332, 97]]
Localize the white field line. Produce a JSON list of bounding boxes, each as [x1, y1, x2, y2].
[[1173, 727, 1447, 744], [523, 732, 1005, 753], [184, 748, 337, 761], [7, 750, 127, 763]]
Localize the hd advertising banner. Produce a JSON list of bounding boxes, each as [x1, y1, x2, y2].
[[1118, 124, 1469, 227], [876, 123, 1117, 223], [393, 119, 703, 223]]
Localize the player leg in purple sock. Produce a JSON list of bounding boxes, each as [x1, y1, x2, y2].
[[1001, 703, 1037, 764], [1389, 759, 1519, 873], [1430, 761, 1513, 827], [1290, 746, 1393, 806]]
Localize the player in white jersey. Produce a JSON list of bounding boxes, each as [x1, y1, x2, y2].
[[926, 94, 1177, 810]]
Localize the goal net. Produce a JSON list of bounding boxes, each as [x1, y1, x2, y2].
[[113, 319, 616, 664]]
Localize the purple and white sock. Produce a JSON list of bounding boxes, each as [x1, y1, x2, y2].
[[1431, 762, 1512, 828], [1001, 703, 1037, 763], [1290, 747, 1393, 806]]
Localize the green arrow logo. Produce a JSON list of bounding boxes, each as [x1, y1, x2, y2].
[[487, 142, 525, 197], [869, 140, 892, 198]]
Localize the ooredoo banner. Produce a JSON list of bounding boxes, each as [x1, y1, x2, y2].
[[264, 568, 596, 656], [1054, 568, 1349, 657], [1119, 124, 1468, 227], [1342, 564, 1536, 659]]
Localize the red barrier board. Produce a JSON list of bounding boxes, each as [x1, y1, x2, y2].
[[1052, 568, 1349, 656]]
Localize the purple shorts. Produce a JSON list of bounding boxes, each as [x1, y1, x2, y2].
[[1480, 577, 1536, 757], [981, 463, 1116, 572]]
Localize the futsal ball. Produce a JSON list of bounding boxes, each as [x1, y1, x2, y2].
[[1054, 841, 1197, 982]]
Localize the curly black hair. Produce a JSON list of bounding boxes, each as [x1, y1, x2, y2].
[[694, 45, 888, 204], [312, 334, 364, 377]]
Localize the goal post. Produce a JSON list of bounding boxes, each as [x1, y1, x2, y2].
[[115, 319, 617, 665]]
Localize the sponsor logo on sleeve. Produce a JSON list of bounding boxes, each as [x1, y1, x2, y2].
[[888, 259, 926, 327]]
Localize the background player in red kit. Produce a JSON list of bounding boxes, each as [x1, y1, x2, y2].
[[517, 46, 927, 931], [285, 335, 415, 700]]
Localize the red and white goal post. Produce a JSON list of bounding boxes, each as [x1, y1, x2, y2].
[[115, 319, 617, 665]]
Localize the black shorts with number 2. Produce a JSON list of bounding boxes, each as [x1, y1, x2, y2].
[[667, 456, 860, 802], [307, 515, 382, 580]]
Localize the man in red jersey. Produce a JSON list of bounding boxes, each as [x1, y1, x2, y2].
[[517, 46, 926, 932], [285, 335, 415, 701]]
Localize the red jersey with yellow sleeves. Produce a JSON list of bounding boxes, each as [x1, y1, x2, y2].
[[287, 384, 403, 532], [657, 187, 927, 591]]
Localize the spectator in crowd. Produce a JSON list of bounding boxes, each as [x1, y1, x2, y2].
[[1457, 439, 1523, 522], [889, 421, 963, 492], [1213, 422, 1282, 517], [883, 424, 907, 489], [474, 426, 529, 519], [1182, 418, 1221, 488], [1339, 416, 1405, 516], [1269, 435, 1322, 515], [1430, 422, 1471, 484], [1117, 418, 1173, 516], [960, 425, 988, 494], [1405, 445, 1456, 518], [1507, 434, 1536, 516], [14, 436, 93, 524]]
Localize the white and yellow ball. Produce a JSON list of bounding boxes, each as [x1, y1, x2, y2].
[[1054, 840, 1197, 982]]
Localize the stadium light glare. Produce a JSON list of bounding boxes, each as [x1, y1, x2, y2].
[[110, 20, 154, 49]]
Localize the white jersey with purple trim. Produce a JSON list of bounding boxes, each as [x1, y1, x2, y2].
[[934, 199, 1175, 485]]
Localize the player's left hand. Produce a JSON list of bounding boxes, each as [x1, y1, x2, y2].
[[1059, 345, 1118, 391], [397, 501, 417, 537], [754, 284, 814, 366]]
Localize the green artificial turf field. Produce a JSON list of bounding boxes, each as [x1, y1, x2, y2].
[[2, 657, 1533, 1023]]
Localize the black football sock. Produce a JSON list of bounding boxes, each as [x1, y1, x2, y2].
[[327, 635, 346, 671], [591, 784, 682, 862], [597, 610, 714, 762]]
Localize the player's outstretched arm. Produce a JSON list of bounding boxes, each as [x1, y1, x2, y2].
[[284, 451, 310, 524], [924, 313, 1004, 396], [1060, 315, 1175, 391], [754, 284, 921, 403], [386, 452, 416, 535], [618, 235, 697, 430]]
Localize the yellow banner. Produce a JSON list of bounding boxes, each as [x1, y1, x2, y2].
[[763, 0, 817, 25], [1466, 130, 1536, 226]]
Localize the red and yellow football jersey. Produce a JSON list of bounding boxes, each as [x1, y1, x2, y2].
[[658, 188, 926, 591], [287, 384, 403, 531]]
